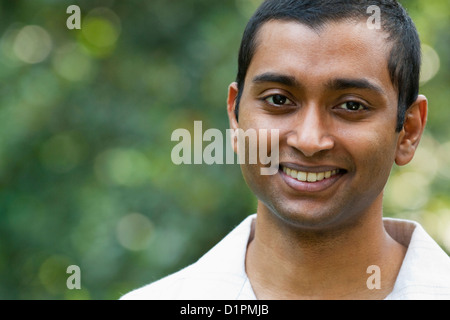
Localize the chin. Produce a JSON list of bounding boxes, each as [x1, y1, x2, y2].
[[261, 198, 361, 233]]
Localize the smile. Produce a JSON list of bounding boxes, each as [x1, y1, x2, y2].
[[282, 166, 342, 182], [279, 164, 346, 193]]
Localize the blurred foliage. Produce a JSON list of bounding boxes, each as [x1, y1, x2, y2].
[[0, 0, 448, 299]]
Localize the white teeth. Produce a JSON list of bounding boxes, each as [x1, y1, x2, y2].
[[297, 171, 307, 181], [307, 172, 317, 182], [282, 166, 340, 182]]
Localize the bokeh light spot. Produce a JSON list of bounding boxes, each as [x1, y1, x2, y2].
[[80, 8, 121, 57], [94, 148, 152, 186], [385, 171, 430, 211], [38, 255, 72, 295], [116, 213, 154, 251], [52, 43, 94, 82], [13, 25, 52, 64], [420, 44, 440, 85]]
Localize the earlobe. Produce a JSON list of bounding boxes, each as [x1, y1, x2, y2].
[[395, 95, 428, 166], [227, 82, 240, 153]]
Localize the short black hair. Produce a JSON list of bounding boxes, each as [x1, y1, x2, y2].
[[235, 0, 421, 132]]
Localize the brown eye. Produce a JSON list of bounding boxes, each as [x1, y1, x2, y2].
[[338, 101, 366, 111], [265, 94, 293, 106]]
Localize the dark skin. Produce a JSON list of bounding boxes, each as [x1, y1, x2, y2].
[[227, 20, 428, 299]]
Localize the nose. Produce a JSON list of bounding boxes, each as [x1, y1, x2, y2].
[[286, 105, 335, 157]]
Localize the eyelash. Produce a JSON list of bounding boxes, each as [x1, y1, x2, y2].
[[263, 94, 370, 112], [263, 94, 294, 107], [335, 101, 370, 112]]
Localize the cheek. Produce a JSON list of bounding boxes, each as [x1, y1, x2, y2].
[[239, 160, 274, 208], [236, 120, 281, 197], [238, 116, 280, 156], [345, 128, 398, 182]]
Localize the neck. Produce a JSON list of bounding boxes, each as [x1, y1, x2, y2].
[[245, 200, 406, 300]]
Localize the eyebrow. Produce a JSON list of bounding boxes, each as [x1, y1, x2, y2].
[[252, 72, 302, 89], [252, 72, 385, 96], [325, 78, 385, 95]]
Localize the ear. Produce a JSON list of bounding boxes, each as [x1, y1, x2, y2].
[[227, 82, 240, 153], [395, 95, 428, 166]]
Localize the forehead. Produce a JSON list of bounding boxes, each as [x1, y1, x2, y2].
[[247, 20, 395, 96]]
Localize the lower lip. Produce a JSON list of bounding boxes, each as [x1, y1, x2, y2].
[[279, 168, 345, 193]]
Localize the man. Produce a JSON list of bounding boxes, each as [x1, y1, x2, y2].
[[122, 0, 450, 299]]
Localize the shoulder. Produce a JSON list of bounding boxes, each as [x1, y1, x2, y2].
[[120, 214, 256, 300], [120, 264, 253, 300], [384, 217, 450, 299], [119, 264, 202, 300]]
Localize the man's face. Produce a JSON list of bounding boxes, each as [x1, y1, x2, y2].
[[229, 20, 404, 230]]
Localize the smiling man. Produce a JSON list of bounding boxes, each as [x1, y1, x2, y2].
[[122, 0, 450, 300]]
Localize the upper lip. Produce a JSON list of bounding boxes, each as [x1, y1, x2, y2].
[[280, 162, 345, 173]]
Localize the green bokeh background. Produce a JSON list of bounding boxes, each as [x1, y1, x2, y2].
[[0, 0, 448, 299]]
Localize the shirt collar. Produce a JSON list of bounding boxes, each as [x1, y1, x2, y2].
[[383, 218, 450, 299], [235, 215, 450, 299], [200, 215, 450, 299]]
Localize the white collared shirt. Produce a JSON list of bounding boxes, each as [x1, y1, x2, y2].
[[121, 214, 450, 300]]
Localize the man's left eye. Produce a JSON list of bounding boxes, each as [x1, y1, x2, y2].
[[265, 94, 293, 106], [337, 101, 366, 111]]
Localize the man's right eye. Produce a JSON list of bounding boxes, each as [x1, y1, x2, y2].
[[264, 94, 293, 106]]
